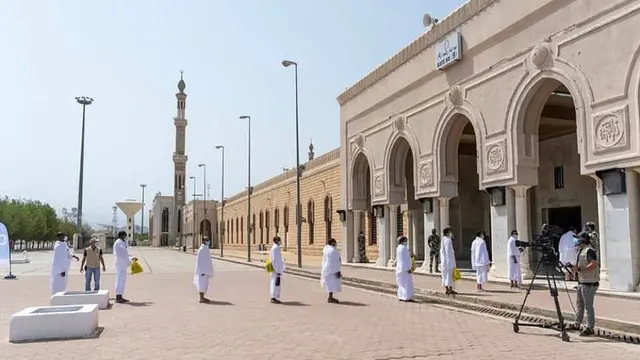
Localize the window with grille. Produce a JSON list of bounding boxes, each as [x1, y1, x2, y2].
[[554, 166, 564, 189]]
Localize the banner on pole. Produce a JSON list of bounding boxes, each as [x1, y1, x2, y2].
[[0, 222, 9, 267]]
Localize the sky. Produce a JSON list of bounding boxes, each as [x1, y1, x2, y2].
[[0, 0, 466, 227]]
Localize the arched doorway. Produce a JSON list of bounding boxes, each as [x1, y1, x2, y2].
[[520, 79, 596, 265], [274, 207, 280, 236], [351, 152, 372, 263], [161, 207, 169, 246], [387, 137, 422, 260], [259, 211, 264, 244], [441, 114, 489, 263], [283, 206, 289, 250], [200, 219, 211, 240], [324, 196, 332, 242], [265, 210, 271, 244], [252, 213, 256, 244], [307, 200, 315, 245]]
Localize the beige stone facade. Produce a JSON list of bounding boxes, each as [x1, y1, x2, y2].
[[339, 0, 640, 291], [182, 199, 218, 250], [215, 149, 383, 258]]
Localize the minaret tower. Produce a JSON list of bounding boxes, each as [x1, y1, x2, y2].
[[172, 71, 188, 245]]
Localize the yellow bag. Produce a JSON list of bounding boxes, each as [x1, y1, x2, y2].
[[410, 255, 416, 272], [265, 257, 275, 273], [131, 260, 143, 275], [452, 267, 461, 282]]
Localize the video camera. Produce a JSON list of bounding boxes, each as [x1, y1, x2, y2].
[[514, 224, 563, 265]]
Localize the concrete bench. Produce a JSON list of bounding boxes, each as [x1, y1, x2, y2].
[[50, 290, 110, 310], [9, 304, 99, 343]]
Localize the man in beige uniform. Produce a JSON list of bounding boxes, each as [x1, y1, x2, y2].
[[80, 238, 106, 291]]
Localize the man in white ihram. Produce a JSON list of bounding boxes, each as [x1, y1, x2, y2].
[[321, 238, 342, 303], [50, 232, 79, 295], [269, 236, 286, 304], [558, 226, 578, 281], [507, 230, 523, 289], [114, 231, 137, 303], [440, 227, 458, 295], [395, 236, 415, 302], [194, 236, 214, 303], [470, 230, 490, 292]]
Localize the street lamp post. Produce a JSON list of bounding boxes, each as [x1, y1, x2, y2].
[[198, 163, 208, 246], [215, 145, 225, 257], [189, 176, 197, 250], [239, 115, 252, 262], [140, 184, 147, 245], [282, 60, 302, 268], [75, 96, 94, 249]]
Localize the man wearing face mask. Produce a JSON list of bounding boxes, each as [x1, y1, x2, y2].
[[566, 231, 600, 336], [507, 230, 522, 289], [80, 237, 106, 291], [395, 236, 415, 302], [50, 232, 80, 295], [269, 236, 286, 304], [440, 227, 457, 295], [193, 236, 214, 303]]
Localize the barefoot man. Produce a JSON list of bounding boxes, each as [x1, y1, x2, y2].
[[470, 230, 490, 291], [194, 237, 214, 303]]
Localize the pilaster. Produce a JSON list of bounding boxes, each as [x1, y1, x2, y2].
[[511, 185, 533, 279], [387, 205, 398, 267]]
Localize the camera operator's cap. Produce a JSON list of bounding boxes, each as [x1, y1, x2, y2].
[[576, 231, 591, 243], [57, 232, 66, 237]]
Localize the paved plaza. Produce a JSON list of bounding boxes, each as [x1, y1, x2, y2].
[[1, 249, 639, 360]]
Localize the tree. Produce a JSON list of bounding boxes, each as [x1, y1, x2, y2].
[[0, 196, 83, 251]]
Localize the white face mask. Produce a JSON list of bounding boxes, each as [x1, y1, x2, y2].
[[63, 236, 68, 241]]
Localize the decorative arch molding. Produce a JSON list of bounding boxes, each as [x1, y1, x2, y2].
[[626, 44, 640, 160], [382, 130, 420, 205], [506, 58, 593, 184], [431, 102, 485, 196], [348, 149, 374, 210]]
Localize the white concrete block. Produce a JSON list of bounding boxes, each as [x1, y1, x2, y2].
[[9, 304, 99, 342], [50, 290, 110, 310]]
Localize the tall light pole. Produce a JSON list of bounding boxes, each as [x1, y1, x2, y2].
[[215, 145, 225, 257], [239, 115, 252, 262], [282, 60, 302, 268], [140, 184, 147, 244], [198, 163, 208, 246], [189, 175, 197, 250], [75, 96, 94, 249]]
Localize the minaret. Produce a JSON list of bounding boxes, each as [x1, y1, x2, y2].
[[172, 71, 188, 245]]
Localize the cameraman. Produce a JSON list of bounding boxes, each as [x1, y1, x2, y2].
[[566, 232, 599, 337]]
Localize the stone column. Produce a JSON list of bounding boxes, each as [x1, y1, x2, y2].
[[376, 209, 388, 266], [352, 210, 363, 263], [606, 170, 640, 291], [590, 175, 608, 280], [512, 186, 533, 279], [340, 211, 354, 263], [384, 207, 391, 267], [408, 211, 415, 253], [421, 199, 441, 270], [439, 197, 451, 231], [387, 205, 398, 267], [489, 187, 515, 278], [411, 209, 425, 260]]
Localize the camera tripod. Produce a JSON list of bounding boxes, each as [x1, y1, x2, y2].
[[512, 255, 571, 342]]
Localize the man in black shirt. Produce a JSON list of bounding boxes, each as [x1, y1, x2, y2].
[[566, 231, 599, 336], [427, 229, 441, 273]]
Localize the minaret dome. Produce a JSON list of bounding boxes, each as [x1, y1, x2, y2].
[[178, 70, 186, 93]]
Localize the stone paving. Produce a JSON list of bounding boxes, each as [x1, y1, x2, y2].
[[1, 248, 639, 359]]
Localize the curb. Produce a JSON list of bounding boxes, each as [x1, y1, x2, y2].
[[341, 263, 637, 301], [211, 254, 640, 344]]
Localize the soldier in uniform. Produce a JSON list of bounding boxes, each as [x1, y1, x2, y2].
[[427, 228, 441, 273]]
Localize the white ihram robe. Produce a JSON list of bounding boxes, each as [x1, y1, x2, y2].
[[558, 231, 578, 266], [193, 244, 214, 293], [320, 245, 342, 293], [440, 236, 457, 287], [269, 243, 286, 299], [114, 239, 132, 296], [507, 236, 522, 285], [470, 237, 490, 285], [50, 241, 72, 295], [395, 243, 414, 300]]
